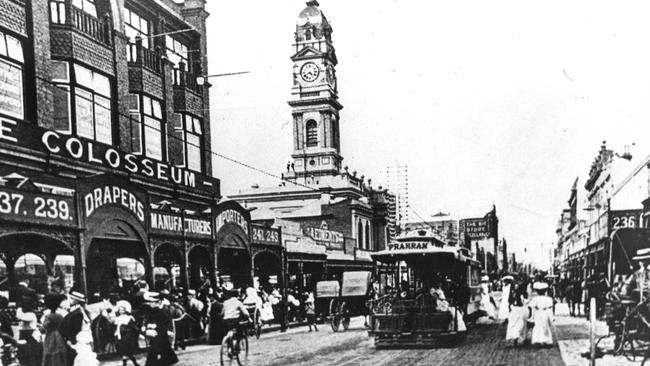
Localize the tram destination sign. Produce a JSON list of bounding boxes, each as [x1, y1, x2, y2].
[[149, 210, 212, 238], [386, 241, 443, 252], [0, 186, 76, 227]]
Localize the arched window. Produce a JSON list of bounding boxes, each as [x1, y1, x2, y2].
[[357, 220, 364, 249], [306, 120, 318, 147], [365, 222, 370, 250]]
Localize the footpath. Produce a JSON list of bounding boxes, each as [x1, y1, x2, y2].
[[554, 302, 637, 366]]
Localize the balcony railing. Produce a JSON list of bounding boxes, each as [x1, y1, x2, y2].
[[128, 39, 163, 74], [174, 62, 202, 95], [50, 2, 111, 46]]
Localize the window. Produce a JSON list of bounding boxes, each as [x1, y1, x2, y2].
[[365, 222, 370, 250], [0, 31, 24, 120], [124, 8, 150, 62], [71, 0, 97, 17], [52, 61, 113, 144], [173, 114, 203, 172], [50, 0, 66, 24], [126, 94, 142, 154], [357, 220, 364, 249], [128, 94, 163, 160], [166, 35, 188, 84], [305, 120, 318, 147]]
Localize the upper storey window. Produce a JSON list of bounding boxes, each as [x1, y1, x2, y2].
[[52, 61, 113, 144], [166, 36, 188, 84], [127, 94, 164, 161], [124, 8, 150, 62], [0, 31, 24, 120], [305, 120, 318, 148], [72, 0, 97, 17], [172, 114, 203, 172]]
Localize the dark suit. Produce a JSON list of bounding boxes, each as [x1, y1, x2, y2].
[[144, 306, 178, 366], [60, 307, 84, 366], [11, 285, 38, 311]]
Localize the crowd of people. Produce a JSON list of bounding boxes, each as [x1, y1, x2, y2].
[[0, 276, 327, 366]]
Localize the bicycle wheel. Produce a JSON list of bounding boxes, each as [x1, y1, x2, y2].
[[220, 333, 235, 366], [255, 308, 262, 339], [236, 336, 249, 366]]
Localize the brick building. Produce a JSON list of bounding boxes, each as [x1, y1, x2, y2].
[[0, 0, 281, 299], [228, 1, 394, 290]]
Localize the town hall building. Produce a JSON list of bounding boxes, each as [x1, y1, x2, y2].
[[228, 1, 395, 290]]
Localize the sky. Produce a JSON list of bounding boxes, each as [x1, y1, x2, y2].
[[204, 0, 650, 265]]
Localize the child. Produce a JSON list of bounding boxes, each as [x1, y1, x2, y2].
[[528, 282, 554, 346], [113, 301, 140, 366], [305, 292, 318, 332]]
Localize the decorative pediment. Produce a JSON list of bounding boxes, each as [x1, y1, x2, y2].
[[291, 46, 323, 61]]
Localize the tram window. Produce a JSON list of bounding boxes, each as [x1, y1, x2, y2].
[[15, 254, 48, 294], [116, 257, 145, 281]]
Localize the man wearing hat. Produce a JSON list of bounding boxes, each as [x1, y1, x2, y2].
[[141, 292, 178, 366], [60, 291, 98, 365]]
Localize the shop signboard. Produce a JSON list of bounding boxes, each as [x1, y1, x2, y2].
[[0, 185, 76, 227], [459, 217, 491, 240], [609, 209, 644, 232], [77, 174, 148, 225], [251, 224, 280, 245], [149, 210, 212, 238], [302, 221, 344, 250], [215, 208, 249, 234], [0, 121, 219, 192]]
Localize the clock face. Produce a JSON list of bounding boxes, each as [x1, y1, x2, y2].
[[300, 63, 320, 82]]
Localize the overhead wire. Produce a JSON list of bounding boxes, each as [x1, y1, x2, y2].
[[32, 73, 322, 192]]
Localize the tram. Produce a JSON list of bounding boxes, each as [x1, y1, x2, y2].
[[368, 230, 481, 348]]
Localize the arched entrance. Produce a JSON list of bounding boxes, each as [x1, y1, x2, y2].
[[153, 243, 183, 292], [86, 219, 148, 300], [0, 232, 74, 298], [188, 245, 212, 290], [253, 251, 281, 291]]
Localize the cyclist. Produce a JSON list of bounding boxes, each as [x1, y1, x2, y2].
[[222, 289, 251, 351]]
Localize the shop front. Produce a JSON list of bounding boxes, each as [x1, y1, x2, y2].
[[214, 201, 253, 289], [251, 224, 282, 291]]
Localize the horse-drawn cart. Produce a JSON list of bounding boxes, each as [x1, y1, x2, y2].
[[316, 271, 372, 332]]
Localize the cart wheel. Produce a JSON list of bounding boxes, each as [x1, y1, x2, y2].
[[342, 316, 350, 331], [331, 315, 341, 332]]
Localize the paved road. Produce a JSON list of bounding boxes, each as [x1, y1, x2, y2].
[[101, 316, 566, 366]]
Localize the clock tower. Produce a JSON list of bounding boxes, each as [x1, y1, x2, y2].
[[287, 1, 343, 183]]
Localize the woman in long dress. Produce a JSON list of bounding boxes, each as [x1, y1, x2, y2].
[[498, 279, 512, 320], [528, 283, 554, 346], [477, 276, 497, 322], [42, 296, 68, 366], [505, 281, 528, 346]]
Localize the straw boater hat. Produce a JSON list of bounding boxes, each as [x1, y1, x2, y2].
[[480, 275, 490, 283], [69, 291, 86, 303], [633, 248, 650, 261], [143, 291, 161, 303], [532, 282, 549, 291]]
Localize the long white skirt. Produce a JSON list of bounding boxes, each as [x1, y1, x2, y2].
[[531, 309, 554, 345], [73, 329, 99, 366], [505, 306, 527, 342], [498, 285, 511, 320]]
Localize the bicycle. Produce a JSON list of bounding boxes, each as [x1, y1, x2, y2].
[[220, 320, 250, 366]]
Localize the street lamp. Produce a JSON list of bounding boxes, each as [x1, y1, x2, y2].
[[196, 71, 250, 86]]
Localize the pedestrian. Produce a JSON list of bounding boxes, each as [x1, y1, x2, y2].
[[207, 293, 225, 345], [505, 279, 528, 346], [477, 275, 497, 322], [113, 300, 140, 366], [305, 292, 318, 332], [42, 295, 68, 366], [142, 292, 178, 366], [498, 276, 513, 320], [528, 282, 554, 347], [60, 291, 99, 366]]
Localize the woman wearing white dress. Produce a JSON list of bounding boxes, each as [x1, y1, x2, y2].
[[528, 282, 554, 346], [477, 276, 497, 322]]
